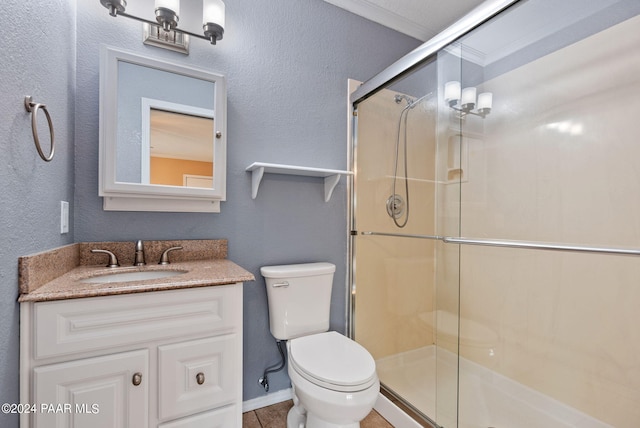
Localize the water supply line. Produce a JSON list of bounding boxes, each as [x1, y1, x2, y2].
[[258, 339, 286, 392]]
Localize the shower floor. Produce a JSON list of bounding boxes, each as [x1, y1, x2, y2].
[[376, 346, 611, 428]]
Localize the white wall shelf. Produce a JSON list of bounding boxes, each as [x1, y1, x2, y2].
[[246, 162, 353, 202]]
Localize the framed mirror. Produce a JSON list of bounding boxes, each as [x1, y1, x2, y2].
[[99, 46, 226, 212]]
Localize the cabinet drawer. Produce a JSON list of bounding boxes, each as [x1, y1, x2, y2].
[[159, 405, 237, 428], [158, 335, 239, 421], [33, 285, 240, 360]]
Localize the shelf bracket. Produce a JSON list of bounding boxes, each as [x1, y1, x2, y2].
[[324, 174, 341, 202], [250, 166, 265, 200]]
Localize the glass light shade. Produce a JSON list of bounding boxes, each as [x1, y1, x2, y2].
[[203, 0, 225, 28], [477, 92, 493, 110], [155, 0, 180, 16], [444, 81, 461, 103], [461, 87, 477, 106]]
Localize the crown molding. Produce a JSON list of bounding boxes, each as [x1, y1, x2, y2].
[[324, 0, 434, 41]]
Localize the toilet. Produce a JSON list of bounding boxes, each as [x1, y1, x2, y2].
[[261, 262, 379, 428]]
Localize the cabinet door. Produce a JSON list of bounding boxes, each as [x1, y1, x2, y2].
[[158, 335, 238, 421], [33, 350, 148, 428]]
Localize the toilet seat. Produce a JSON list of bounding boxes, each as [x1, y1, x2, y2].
[[289, 331, 377, 392]]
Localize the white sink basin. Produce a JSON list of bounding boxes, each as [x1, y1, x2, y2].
[[80, 270, 187, 284]]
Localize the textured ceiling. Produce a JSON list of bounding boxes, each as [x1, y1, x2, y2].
[[323, 0, 486, 41]]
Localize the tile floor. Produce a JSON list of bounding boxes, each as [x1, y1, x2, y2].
[[242, 400, 393, 427]]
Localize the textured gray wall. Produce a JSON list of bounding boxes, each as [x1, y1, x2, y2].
[[0, 1, 418, 422], [74, 0, 419, 402], [0, 1, 77, 426]]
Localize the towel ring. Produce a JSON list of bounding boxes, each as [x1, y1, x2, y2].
[[24, 96, 55, 162]]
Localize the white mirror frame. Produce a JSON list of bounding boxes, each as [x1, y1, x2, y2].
[[99, 45, 227, 212]]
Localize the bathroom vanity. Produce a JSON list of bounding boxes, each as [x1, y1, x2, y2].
[[18, 240, 253, 428]]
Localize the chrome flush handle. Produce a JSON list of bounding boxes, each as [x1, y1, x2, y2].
[[271, 281, 289, 288]]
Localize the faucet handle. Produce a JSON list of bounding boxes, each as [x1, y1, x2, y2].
[[91, 249, 120, 268], [159, 246, 183, 265]]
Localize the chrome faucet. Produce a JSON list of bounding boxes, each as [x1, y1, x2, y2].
[[134, 240, 146, 266]]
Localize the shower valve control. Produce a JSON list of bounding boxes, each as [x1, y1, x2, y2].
[[386, 194, 405, 219]]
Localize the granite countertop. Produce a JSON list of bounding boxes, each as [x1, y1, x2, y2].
[[18, 239, 255, 303]]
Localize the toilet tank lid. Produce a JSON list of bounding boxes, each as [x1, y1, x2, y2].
[[260, 262, 335, 279]]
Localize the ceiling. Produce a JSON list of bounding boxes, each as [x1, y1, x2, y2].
[[323, 0, 487, 41], [150, 110, 214, 162], [324, 0, 627, 68]]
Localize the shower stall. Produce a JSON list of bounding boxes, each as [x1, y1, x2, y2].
[[348, 1, 640, 427]]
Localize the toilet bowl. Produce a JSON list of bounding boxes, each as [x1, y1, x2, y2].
[[260, 263, 380, 428], [287, 331, 380, 428]]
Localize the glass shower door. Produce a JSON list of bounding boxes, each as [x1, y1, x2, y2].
[[351, 55, 462, 427], [446, 2, 640, 427], [432, 44, 464, 428]]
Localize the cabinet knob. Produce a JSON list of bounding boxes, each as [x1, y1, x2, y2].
[[196, 372, 205, 385], [132, 372, 143, 386]]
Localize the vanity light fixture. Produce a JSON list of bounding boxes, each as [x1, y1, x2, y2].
[[154, 0, 180, 32], [99, 0, 225, 46], [444, 81, 492, 118]]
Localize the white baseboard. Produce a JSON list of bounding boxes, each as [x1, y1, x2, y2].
[[375, 393, 424, 428], [242, 388, 293, 412]]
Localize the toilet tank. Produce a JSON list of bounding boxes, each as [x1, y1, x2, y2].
[[260, 262, 336, 340]]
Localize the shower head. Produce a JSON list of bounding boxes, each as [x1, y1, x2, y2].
[[394, 94, 414, 105], [394, 92, 433, 111]]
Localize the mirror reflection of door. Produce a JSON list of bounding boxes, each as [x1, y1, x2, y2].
[[141, 99, 214, 188]]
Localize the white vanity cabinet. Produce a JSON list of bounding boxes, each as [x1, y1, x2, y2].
[[20, 284, 243, 428]]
